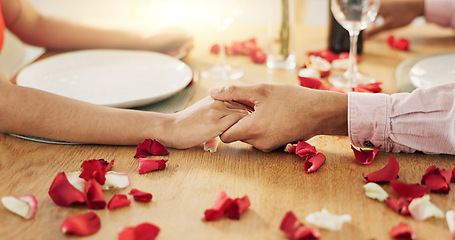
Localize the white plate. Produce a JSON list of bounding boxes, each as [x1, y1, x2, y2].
[[408, 53, 455, 89], [16, 49, 193, 108]]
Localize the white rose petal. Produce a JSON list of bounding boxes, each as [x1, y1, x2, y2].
[[446, 210, 455, 238], [305, 208, 351, 231], [363, 182, 389, 202], [408, 195, 444, 221]]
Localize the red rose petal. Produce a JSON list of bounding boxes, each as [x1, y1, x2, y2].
[[452, 166, 455, 183], [250, 49, 267, 64], [79, 159, 112, 185], [421, 166, 451, 193], [298, 76, 329, 90], [363, 155, 399, 183], [119, 222, 160, 240], [285, 143, 297, 154], [204, 191, 234, 221], [85, 179, 106, 209], [390, 179, 429, 200], [138, 158, 168, 174], [129, 188, 153, 202], [351, 145, 380, 165], [48, 172, 86, 207], [134, 139, 169, 158], [304, 153, 326, 173], [308, 49, 337, 63], [108, 194, 131, 210], [394, 39, 409, 51], [226, 195, 251, 220], [295, 141, 317, 157], [385, 196, 410, 215], [61, 212, 101, 236], [390, 222, 416, 240], [353, 82, 383, 93], [280, 211, 321, 240], [386, 35, 396, 47]]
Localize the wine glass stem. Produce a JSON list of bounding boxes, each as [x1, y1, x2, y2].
[[345, 30, 359, 86], [216, 24, 228, 68]]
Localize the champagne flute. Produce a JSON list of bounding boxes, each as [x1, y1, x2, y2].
[[329, 0, 380, 89], [200, 0, 244, 80]]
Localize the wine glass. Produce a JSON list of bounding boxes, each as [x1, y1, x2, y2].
[[200, 0, 244, 80], [329, 0, 380, 89]]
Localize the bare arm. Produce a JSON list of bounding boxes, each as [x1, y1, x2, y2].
[[1, 0, 193, 55]]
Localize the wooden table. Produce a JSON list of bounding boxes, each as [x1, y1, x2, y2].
[[1, 22, 455, 240]]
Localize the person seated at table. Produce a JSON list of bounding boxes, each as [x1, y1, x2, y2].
[[0, 0, 249, 148], [1, 0, 193, 56], [364, 0, 455, 38]]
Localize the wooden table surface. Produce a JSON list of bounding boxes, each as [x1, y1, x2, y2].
[[1, 22, 455, 240]]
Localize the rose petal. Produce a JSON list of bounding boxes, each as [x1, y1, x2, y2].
[[421, 166, 451, 193], [204, 137, 221, 153], [138, 158, 168, 174], [280, 211, 321, 240], [304, 208, 351, 231], [61, 212, 101, 236], [49, 172, 86, 207], [79, 159, 110, 185], [103, 171, 131, 190], [451, 166, 455, 183], [108, 194, 131, 210], [386, 35, 396, 47], [308, 49, 337, 63], [226, 195, 251, 220], [85, 179, 106, 209], [363, 182, 389, 202], [134, 139, 169, 158], [1, 195, 38, 220], [298, 76, 328, 90], [446, 210, 455, 239], [304, 153, 326, 173], [408, 195, 444, 221], [385, 196, 410, 215], [129, 188, 153, 202], [394, 38, 409, 51], [295, 141, 317, 157], [204, 191, 234, 221], [353, 82, 383, 93], [390, 179, 429, 200], [389, 222, 417, 240], [66, 171, 85, 193], [351, 145, 380, 165], [298, 68, 320, 79], [119, 222, 160, 240], [363, 155, 399, 183], [284, 143, 297, 154]]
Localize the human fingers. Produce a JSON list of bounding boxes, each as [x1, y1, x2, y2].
[[219, 115, 254, 144], [209, 85, 267, 109]]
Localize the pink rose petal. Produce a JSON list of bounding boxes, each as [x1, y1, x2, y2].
[[138, 158, 168, 174], [389, 222, 416, 240], [118, 222, 160, 240], [351, 145, 381, 165], [363, 155, 400, 183], [134, 139, 169, 158], [295, 141, 317, 158], [226, 195, 251, 220], [61, 212, 101, 236], [304, 153, 326, 173], [108, 194, 131, 210], [421, 166, 451, 193], [129, 188, 153, 202], [390, 179, 429, 200], [1, 195, 38, 220], [446, 210, 455, 239], [49, 172, 86, 207], [204, 137, 221, 153], [280, 211, 321, 240], [204, 191, 234, 221], [385, 196, 410, 215], [85, 179, 106, 209]]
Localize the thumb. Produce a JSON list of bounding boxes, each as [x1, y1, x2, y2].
[[209, 85, 261, 109]]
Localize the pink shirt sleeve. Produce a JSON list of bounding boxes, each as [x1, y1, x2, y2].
[[348, 83, 455, 154], [425, 0, 455, 28]]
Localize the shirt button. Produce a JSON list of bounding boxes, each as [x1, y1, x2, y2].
[[364, 141, 375, 148]]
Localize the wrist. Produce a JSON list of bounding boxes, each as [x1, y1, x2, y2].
[[315, 91, 348, 136]]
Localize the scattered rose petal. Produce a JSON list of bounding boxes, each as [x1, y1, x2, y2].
[[118, 222, 160, 240], [298, 75, 329, 90], [308, 55, 331, 77], [129, 188, 153, 202], [102, 171, 131, 190], [386, 34, 409, 51], [134, 139, 169, 158], [389, 222, 417, 240], [304, 153, 326, 173], [79, 159, 113, 185], [108, 194, 131, 210], [390, 179, 429, 200], [351, 145, 380, 165], [250, 49, 267, 64], [446, 210, 455, 239], [353, 82, 383, 93], [85, 179, 106, 209], [138, 158, 168, 174], [226, 195, 251, 220], [363, 155, 399, 183], [61, 212, 101, 236], [363, 182, 389, 202], [304, 208, 351, 231], [204, 137, 221, 153], [295, 141, 317, 157], [49, 172, 86, 207], [421, 166, 451, 193], [408, 195, 444, 221], [66, 171, 85, 193], [451, 166, 455, 183], [280, 211, 321, 240], [1, 195, 37, 220], [385, 196, 410, 215], [331, 58, 349, 70], [298, 68, 320, 79], [308, 49, 337, 63], [284, 143, 297, 154]]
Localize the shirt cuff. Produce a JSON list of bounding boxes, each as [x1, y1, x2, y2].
[[348, 92, 390, 150], [425, 0, 455, 28]]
